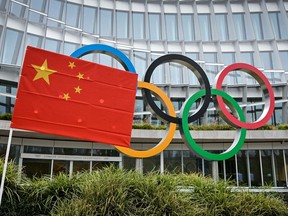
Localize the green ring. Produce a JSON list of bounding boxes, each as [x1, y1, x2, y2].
[[180, 89, 246, 161]]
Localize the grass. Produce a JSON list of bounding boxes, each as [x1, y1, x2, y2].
[[0, 160, 288, 215]]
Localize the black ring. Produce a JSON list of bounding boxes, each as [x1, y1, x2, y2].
[[143, 54, 211, 124]]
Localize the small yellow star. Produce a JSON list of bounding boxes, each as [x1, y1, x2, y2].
[[75, 86, 82, 94], [63, 93, 70, 101], [32, 59, 57, 85], [77, 72, 84, 80], [68, 62, 76, 69]]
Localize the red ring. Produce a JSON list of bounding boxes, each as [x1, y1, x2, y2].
[[214, 63, 275, 129]]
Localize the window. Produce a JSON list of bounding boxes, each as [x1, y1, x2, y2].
[[132, 12, 145, 39], [116, 11, 129, 38], [133, 51, 147, 80], [240, 52, 255, 84], [2, 28, 24, 65], [63, 42, 79, 56], [28, 0, 47, 23], [0, 0, 8, 12], [269, 12, 288, 40], [274, 150, 286, 187], [169, 61, 183, 84], [10, 1, 28, 18], [83, 6, 97, 34], [66, 2, 81, 28], [164, 150, 182, 173], [48, 0, 64, 21], [165, 14, 178, 41], [279, 51, 288, 71], [186, 52, 199, 85], [198, 14, 212, 41], [251, 13, 268, 40], [203, 52, 218, 81], [26, 33, 43, 48], [222, 52, 240, 84], [233, 13, 246, 40], [44, 38, 61, 53], [215, 14, 229, 41], [249, 150, 262, 186], [261, 150, 274, 186], [260, 51, 276, 82], [181, 14, 195, 41], [149, 13, 161, 40], [100, 9, 113, 37], [0, 81, 17, 114]]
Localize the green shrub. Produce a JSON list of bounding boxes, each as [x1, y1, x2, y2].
[[0, 113, 12, 120], [1, 160, 288, 215]]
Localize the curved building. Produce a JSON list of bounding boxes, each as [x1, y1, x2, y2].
[[0, 0, 288, 188]]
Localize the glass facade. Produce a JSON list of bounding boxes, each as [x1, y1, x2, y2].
[[0, 0, 287, 187]]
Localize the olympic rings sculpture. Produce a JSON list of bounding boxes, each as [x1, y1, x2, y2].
[[71, 44, 275, 161]]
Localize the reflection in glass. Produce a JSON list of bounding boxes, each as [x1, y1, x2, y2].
[[143, 154, 160, 174], [164, 150, 182, 173], [224, 156, 236, 183], [92, 161, 118, 170], [237, 151, 249, 186], [53, 160, 69, 175], [123, 155, 136, 171], [165, 14, 178, 41], [261, 150, 274, 186], [54, 147, 91, 156], [93, 149, 119, 156], [24, 146, 52, 154], [73, 161, 90, 173], [23, 158, 51, 178], [183, 150, 202, 174], [249, 150, 262, 186], [274, 150, 286, 187]]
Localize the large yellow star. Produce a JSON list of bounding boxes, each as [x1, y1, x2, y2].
[[32, 59, 57, 85]]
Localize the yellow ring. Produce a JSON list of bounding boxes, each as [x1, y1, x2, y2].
[[114, 81, 177, 158]]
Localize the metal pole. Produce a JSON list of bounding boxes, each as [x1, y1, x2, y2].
[[0, 128, 14, 206]]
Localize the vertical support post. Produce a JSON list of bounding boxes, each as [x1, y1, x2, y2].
[[0, 128, 14, 206]]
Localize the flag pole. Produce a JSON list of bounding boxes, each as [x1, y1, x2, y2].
[[0, 128, 14, 206]]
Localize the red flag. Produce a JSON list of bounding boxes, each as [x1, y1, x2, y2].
[[11, 46, 138, 147]]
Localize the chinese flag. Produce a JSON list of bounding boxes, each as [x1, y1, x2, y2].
[[11, 46, 138, 147]]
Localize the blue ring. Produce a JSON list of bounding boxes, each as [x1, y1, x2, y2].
[[70, 44, 136, 74]]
